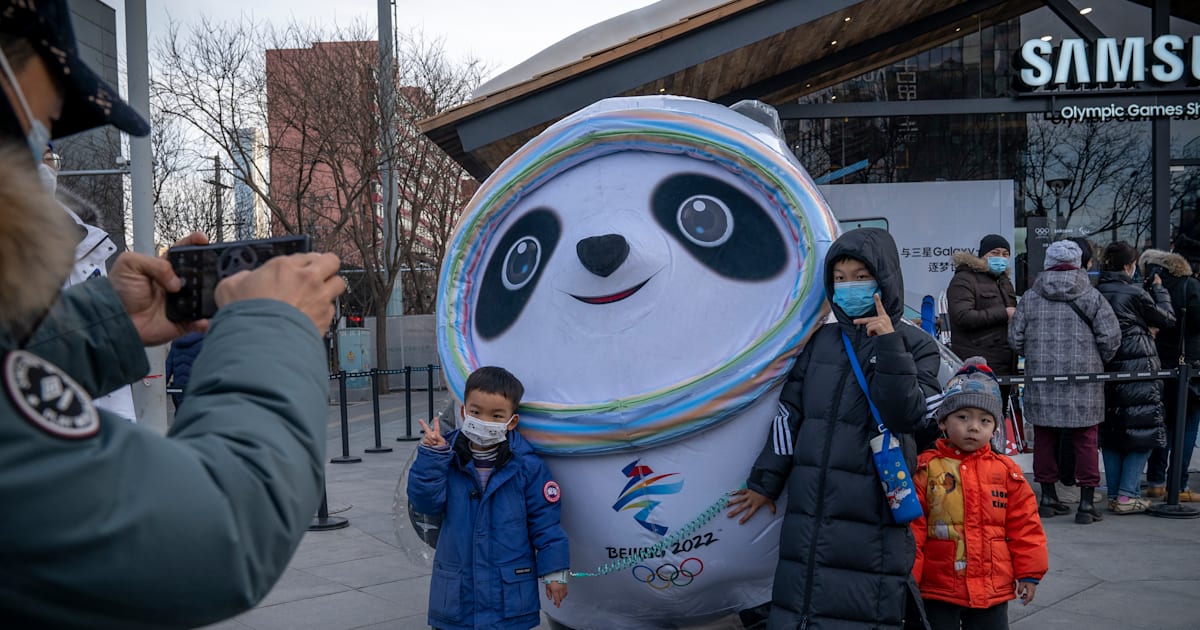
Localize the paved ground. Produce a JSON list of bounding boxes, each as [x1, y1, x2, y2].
[[186, 395, 1200, 630]]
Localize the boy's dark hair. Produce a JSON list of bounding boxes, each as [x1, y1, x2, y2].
[[830, 254, 866, 268], [1101, 241, 1138, 272], [464, 366, 524, 409], [1068, 237, 1095, 270]]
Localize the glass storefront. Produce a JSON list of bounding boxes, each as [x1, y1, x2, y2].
[[783, 0, 1200, 290]]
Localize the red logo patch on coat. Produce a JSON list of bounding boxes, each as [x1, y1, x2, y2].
[[543, 480, 561, 503]]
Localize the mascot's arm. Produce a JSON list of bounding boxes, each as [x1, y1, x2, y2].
[[910, 460, 931, 584], [525, 458, 569, 577], [747, 346, 811, 499], [407, 444, 452, 514], [871, 331, 942, 437]]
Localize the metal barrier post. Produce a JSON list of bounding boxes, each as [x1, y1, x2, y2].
[[331, 371, 362, 464], [398, 366, 418, 442], [1150, 362, 1199, 518], [308, 487, 348, 531], [427, 364, 435, 424], [365, 369, 392, 453]]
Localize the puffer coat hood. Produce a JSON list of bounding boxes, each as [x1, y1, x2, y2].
[[825, 227, 904, 326], [1096, 272, 1174, 451]]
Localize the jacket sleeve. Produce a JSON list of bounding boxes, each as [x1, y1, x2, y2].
[[910, 458, 930, 584], [1141, 285, 1176, 330], [746, 343, 811, 499], [1187, 279, 1200, 334], [407, 443, 453, 514], [870, 330, 943, 435], [24, 278, 149, 397], [946, 273, 1007, 331], [525, 457, 570, 577], [1005, 465, 1049, 582], [1090, 293, 1122, 363], [0, 299, 329, 629], [1008, 297, 1029, 356]]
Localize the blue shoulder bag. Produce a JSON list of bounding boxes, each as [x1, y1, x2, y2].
[[841, 332, 924, 524]]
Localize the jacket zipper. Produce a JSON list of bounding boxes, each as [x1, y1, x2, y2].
[[800, 328, 853, 625]]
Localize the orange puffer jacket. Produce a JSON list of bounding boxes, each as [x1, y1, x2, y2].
[[911, 440, 1048, 608]]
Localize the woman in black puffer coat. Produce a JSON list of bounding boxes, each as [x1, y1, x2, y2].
[[1096, 242, 1175, 514]]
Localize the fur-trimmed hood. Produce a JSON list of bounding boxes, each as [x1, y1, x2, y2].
[[0, 145, 76, 333], [1140, 248, 1193, 278]]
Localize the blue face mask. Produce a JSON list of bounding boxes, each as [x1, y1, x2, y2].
[[832, 280, 879, 317], [987, 257, 1008, 275]]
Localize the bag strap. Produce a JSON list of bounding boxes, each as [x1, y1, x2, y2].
[[841, 331, 886, 434], [1065, 299, 1094, 332]]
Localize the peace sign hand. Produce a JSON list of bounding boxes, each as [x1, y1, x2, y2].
[[418, 417, 447, 448], [852, 293, 894, 337]]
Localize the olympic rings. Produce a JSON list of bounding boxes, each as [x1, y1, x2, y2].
[[631, 557, 705, 588]]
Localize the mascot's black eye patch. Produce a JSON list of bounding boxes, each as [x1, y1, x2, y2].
[[476, 208, 561, 340], [651, 174, 786, 280]]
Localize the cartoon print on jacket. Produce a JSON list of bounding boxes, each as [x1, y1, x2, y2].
[[925, 459, 966, 574]]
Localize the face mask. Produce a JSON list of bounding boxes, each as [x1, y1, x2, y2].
[[37, 162, 57, 193], [461, 413, 512, 447], [0, 48, 51, 162], [987, 257, 1008, 275], [832, 280, 879, 317]]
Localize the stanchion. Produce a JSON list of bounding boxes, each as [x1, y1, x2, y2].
[[427, 363, 435, 422], [308, 488, 348, 531], [398, 366, 418, 441], [365, 369, 392, 453], [1149, 362, 1199, 518], [331, 371, 362, 464]]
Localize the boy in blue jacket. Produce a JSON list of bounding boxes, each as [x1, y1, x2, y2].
[[408, 366, 569, 630]]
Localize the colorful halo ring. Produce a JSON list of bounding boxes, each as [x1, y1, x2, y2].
[[438, 97, 836, 455]]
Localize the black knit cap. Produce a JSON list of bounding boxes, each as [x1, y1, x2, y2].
[[0, 0, 149, 138], [978, 234, 1010, 257]]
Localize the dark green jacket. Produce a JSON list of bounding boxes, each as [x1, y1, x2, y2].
[[0, 278, 327, 629]]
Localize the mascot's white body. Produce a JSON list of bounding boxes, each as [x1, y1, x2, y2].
[[435, 96, 838, 628]]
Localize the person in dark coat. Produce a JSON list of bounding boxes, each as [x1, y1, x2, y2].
[[727, 228, 941, 630], [1009, 240, 1121, 525], [1140, 248, 1200, 501], [1096, 242, 1174, 514], [165, 331, 204, 409], [946, 234, 1018, 376]]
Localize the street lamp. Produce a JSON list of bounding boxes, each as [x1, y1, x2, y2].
[[1046, 177, 1072, 234]]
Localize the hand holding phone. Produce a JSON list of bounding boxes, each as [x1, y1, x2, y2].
[[165, 235, 312, 322]]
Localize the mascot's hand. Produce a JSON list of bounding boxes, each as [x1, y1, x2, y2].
[[726, 488, 775, 524], [546, 582, 568, 607], [418, 418, 447, 448]]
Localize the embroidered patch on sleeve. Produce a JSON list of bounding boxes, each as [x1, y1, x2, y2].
[[4, 350, 99, 439], [543, 480, 561, 503]]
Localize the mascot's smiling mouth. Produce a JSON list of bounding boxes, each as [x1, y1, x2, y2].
[[569, 278, 652, 305]]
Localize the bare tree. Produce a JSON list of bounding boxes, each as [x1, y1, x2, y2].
[[152, 17, 484, 369]]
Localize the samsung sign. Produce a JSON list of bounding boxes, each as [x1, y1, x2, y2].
[[1016, 35, 1200, 89]]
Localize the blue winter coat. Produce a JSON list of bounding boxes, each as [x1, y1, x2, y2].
[[407, 429, 569, 630], [165, 332, 204, 389]]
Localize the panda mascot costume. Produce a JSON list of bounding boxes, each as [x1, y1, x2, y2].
[[412, 96, 838, 628]]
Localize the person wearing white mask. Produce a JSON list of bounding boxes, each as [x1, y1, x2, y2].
[[39, 146, 137, 422], [408, 366, 571, 628]]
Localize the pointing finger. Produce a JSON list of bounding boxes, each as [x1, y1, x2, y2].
[[418, 418, 432, 434], [874, 292, 885, 316]]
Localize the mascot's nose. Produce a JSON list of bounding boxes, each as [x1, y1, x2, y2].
[[576, 234, 630, 278]]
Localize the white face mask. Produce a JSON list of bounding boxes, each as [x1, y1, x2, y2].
[[0, 47, 51, 162], [461, 413, 513, 447]]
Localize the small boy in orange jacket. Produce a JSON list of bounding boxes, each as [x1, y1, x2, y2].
[[912, 357, 1048, 630]]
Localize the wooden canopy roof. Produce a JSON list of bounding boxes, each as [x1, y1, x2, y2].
[[419, 0, 1071, 180]]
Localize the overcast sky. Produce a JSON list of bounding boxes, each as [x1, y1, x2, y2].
[[98, 0, 659, 81]]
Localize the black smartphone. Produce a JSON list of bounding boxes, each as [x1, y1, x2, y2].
[[165, 235, 312, 322]]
